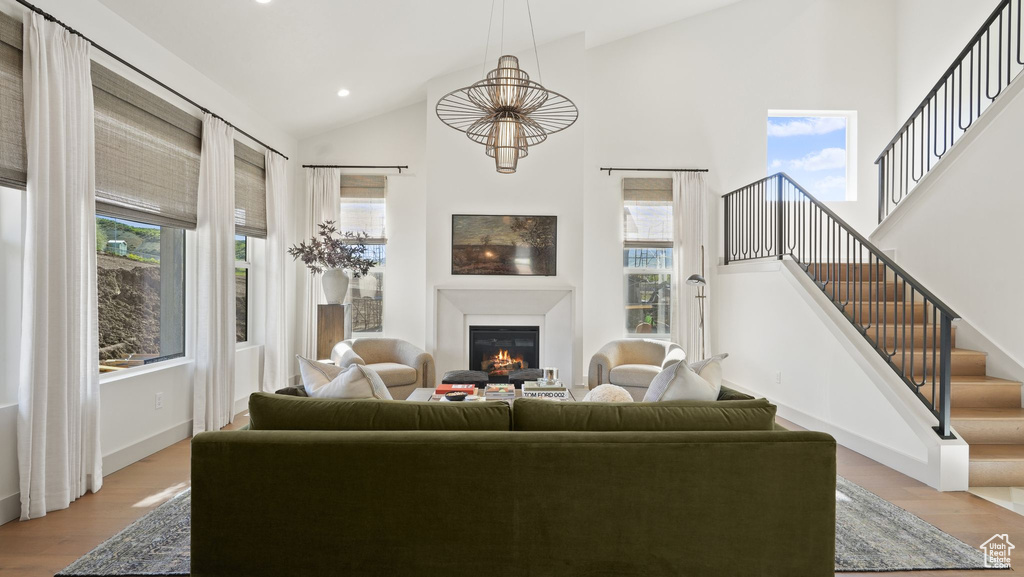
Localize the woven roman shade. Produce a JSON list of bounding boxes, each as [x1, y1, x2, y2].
[[339, 175, 386, 242], [0, 11, 25, 189], [623, 177, 673, 246], [93, 63, 202, 229], [235, 141, 267, 238]]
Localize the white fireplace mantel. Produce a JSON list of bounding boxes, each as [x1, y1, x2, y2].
[[431, 285, 578, 385]]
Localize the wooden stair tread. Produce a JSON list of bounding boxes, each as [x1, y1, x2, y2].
[[874, 323, 951, 327], [951, 375, 1022, 385], [891, 348, 984, 355], [952, 408, 1024, 420], [970, 445, 1024, 461], [886, 348, 986, 360]]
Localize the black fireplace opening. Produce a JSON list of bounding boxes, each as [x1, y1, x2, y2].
[[469, 325, 540, 383]]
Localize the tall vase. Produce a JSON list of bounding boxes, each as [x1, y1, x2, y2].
[[321, 268, 350, 304]]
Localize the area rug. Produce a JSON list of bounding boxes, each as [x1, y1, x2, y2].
[[56, 478, 994, 575], [55, 489, 190, 576], [835, 476, 992, 571]]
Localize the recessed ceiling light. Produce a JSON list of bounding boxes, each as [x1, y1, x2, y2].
[[337, 88, 351, 97], [255, 0, 271, 4]]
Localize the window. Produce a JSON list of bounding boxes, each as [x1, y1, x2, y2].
[[767, 111, 856, 201], [340, 175, 387, 334], [623, 178, 672, 337], [96, 216, 185, 371], [235, 235, 249, 343]]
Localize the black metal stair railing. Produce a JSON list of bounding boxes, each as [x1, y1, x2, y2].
[[724, 173, 960, 438], [877, 0, 1024, 223]]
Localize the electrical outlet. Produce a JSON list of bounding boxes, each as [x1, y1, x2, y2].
[[155, 392, 164, 410], [774, 371, 782, 384]]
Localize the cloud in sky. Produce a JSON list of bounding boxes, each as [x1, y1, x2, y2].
[[790, 147, 846, 172], [770, 159, 782, 169], [767, 116, 846, 137]]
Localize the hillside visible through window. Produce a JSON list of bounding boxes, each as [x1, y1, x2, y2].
[[235, 235, 248, 343], [96, 216, 184, 372]]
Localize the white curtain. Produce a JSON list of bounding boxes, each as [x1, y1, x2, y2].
[[193, 114, 236, 434], [672, 171, 709, 361], [262, 151, 289, 391], [302, 167, 341, 359], [18, 13, 102, 520]]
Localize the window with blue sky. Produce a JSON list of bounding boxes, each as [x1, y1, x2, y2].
[[767, 113, 853, 201]]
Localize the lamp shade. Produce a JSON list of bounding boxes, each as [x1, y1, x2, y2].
[[686, 274, 707, 286]]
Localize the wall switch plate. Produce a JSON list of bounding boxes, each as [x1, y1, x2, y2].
[[774, 371, 782, 384], [155, 392, 164, 410]]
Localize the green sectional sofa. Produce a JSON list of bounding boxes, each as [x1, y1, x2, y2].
[[191, 392, 836, 577]]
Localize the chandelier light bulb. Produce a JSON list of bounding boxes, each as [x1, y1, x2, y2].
[[492, 114, 523, 173]]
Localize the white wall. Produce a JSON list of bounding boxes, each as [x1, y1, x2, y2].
[[0, 0, 299, 525], [298, 0, 905, 385], [894, 0, 998, 122], [584, 0, 898, 364], [717, 260, 968, 490], [292, 0, 917, 383], [298, 103, 428, 349], [424, 34, 587, 383]]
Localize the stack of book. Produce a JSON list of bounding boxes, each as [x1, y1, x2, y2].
[[483, 383, 515, 400], [436, 383, 477, 396], [521, 381, 569, 400]]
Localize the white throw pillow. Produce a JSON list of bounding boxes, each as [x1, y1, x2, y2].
[[297, 356, 392, 400], [689, 353, 729, 391], [643, 359, 720, 402], [582, 384, 634, 403], [297, 356, 343, 393]]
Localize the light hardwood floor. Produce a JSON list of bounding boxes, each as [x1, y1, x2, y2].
[[0, 415, 1020, 576]]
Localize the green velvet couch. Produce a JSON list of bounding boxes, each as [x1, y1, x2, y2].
[[191, 392, 836, 577]]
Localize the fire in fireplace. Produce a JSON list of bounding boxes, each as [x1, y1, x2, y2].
[[469, 325, 540, 383]]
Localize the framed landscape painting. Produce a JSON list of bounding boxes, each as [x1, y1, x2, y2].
[[451, 215, 557, 276]]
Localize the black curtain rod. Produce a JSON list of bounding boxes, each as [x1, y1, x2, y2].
[[601, 167, 709, 175], [302, 165, 409, 174], [13, 0, 289, 161]]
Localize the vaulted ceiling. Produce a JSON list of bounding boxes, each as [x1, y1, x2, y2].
[[96, 0, 741, 139]]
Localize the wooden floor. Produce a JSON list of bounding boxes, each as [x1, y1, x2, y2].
[[0, 415, 1021, 576]]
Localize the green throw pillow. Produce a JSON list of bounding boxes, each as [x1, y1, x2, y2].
[[248, 392, 512, 431], [717, 385, 754, 401], [513, 398, 777, 432]]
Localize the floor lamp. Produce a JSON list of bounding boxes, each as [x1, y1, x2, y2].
[[685, 246, 706, 360]]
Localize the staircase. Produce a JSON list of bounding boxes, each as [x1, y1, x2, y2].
[[723, 0, 1024, 488], [869, 0, 1024, 486], [829, 265, 1024, 485], [724, 173, 1024, 488]]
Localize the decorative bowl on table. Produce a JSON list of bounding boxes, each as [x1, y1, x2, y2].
[[444, 391, 468, 402]]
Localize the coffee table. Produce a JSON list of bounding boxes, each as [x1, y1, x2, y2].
[[407, 386, 590, 402]]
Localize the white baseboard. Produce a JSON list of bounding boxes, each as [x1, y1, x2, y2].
[[0, 491, 19, 525], [724, 378, 955, 490], [234, 395, 248, 416], [102, 419, 192, 476]]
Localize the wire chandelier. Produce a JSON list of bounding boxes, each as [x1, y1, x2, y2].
[[435, 0, 578, 174]]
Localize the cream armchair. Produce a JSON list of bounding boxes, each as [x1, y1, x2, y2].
[[588, 339, 685, 401], [331, 338, 435, 400]]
